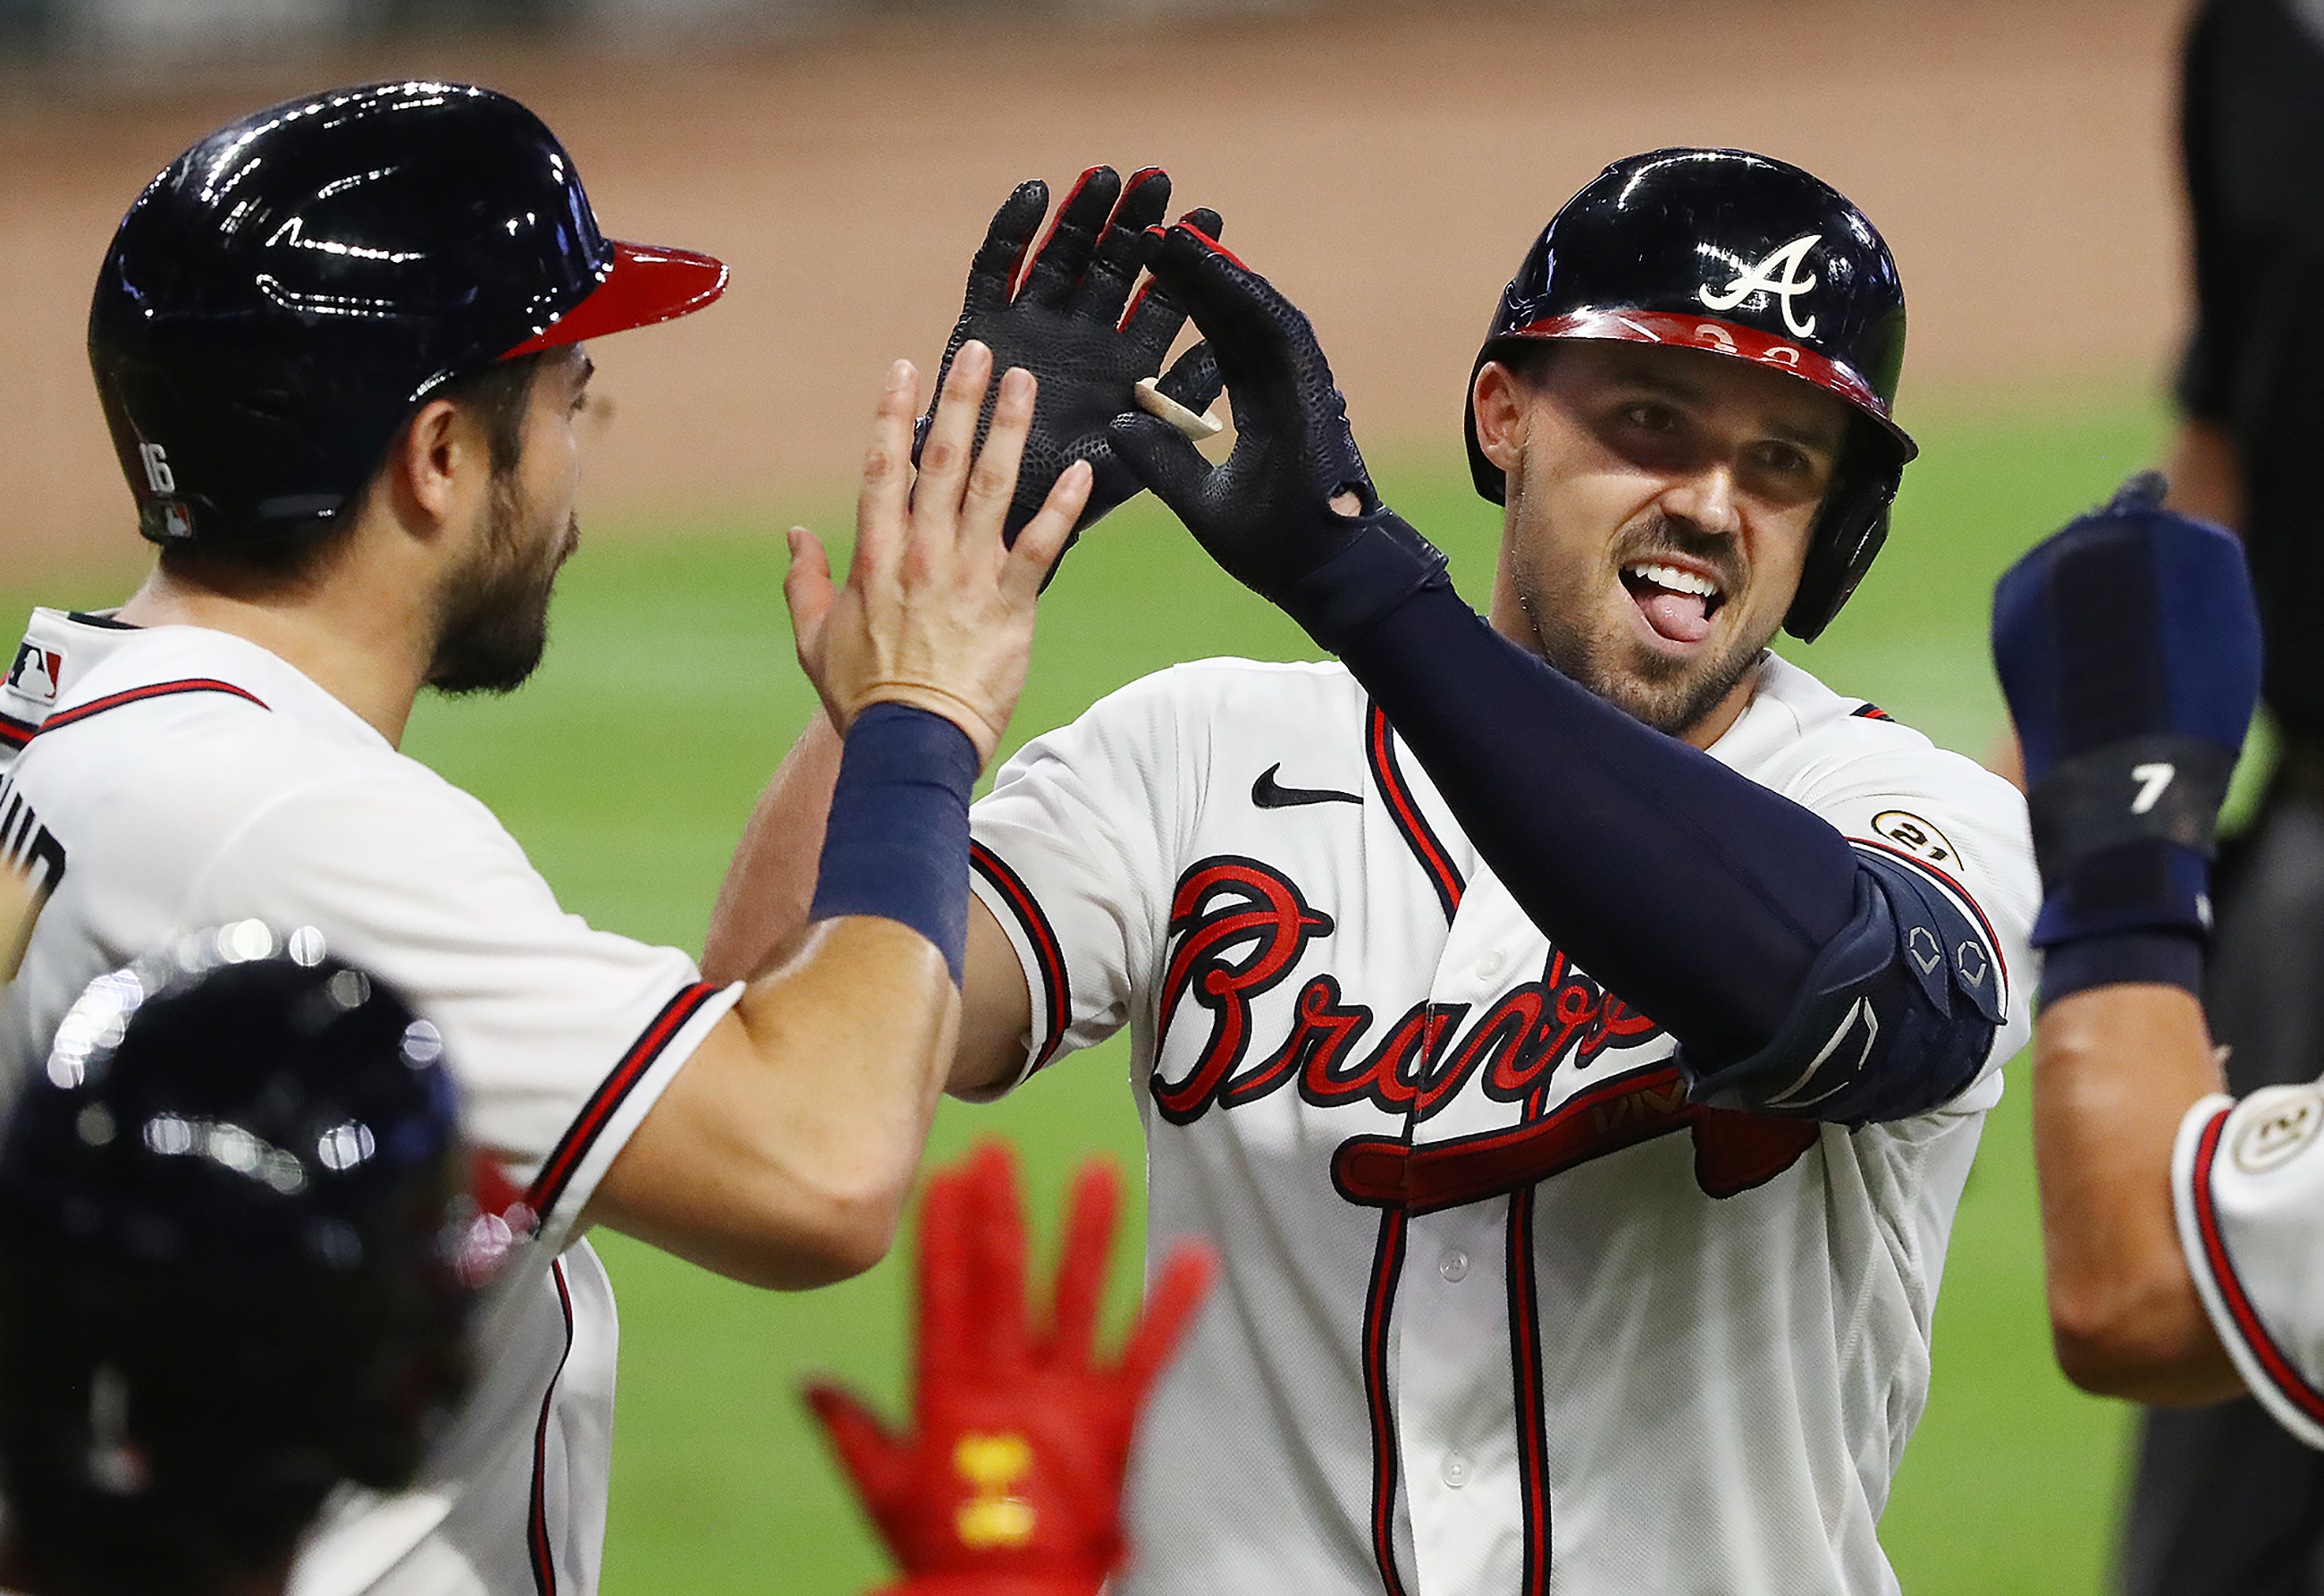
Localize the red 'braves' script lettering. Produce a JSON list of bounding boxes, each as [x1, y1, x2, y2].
[[1154, 866, 1663, 1127], [1152, 857, 1335, 1124]]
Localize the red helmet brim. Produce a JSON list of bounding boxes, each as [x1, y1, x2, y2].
[[1504, 308, 1917, 463], [500, 240, 728, 358]]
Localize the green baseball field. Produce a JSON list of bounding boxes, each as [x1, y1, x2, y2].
[[3, 385, 2173, 1592]]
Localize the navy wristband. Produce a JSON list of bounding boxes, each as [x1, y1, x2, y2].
[[2039, 929, 2204, 1006], [809, 703, 980, 984]]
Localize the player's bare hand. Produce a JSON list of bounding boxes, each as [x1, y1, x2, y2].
[[787, 345, 1090, 765]]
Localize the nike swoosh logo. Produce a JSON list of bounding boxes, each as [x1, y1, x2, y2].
[[1252, 764, 1362, 809]]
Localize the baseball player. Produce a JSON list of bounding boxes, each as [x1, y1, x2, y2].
[[808, 1141, 1214, 1596], [1990, 481, 2324, 1520], [712, 151, 2037, 1594], [2102, 1, 2324, 1585], [0, 81, 1087, 1595], [0, 926, 500, 1596]]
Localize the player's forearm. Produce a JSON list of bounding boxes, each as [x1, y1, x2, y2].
[[1339, 581, 1855, 1061], [2033, 981, 2241, 1404], [703, 710, 845, 984], [594, 917, 958, 1289]]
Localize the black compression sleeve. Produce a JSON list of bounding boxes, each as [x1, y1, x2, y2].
[[1339, 583, 1859, 1065]]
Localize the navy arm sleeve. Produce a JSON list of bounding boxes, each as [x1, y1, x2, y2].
[[1338, 581, 2000, 1122]]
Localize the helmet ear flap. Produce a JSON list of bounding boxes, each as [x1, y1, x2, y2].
[[1785, 426, 1902, 642]]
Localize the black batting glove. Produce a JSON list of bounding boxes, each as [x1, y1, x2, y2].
[[919, 167, 1224, 579], [1107, 224, 1448, 652]]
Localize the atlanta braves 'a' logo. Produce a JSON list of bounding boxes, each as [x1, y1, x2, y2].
[[1698, 234, 1822, 339]]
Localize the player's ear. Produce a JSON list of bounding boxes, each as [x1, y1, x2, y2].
[[375, 398, 491, 537], [1471, 359, 1528, 477]]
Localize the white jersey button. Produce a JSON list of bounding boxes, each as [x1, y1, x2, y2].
[[1439, 1249, 1469, 1283], [1442, 1451, 1471, 1489], [1477, 950, 1506, 979]]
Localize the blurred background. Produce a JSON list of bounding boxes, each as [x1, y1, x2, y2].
[[0, 0, 2195, 1591]]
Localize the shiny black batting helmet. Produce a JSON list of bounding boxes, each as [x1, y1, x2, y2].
[[1465, 148, 1916, 643], [88, 80, 728, 550], [0, 925, 501, 1587]]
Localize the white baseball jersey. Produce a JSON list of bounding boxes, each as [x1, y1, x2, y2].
[[0, 609, 738, 1596], [968, 652, 2036, 1596], [2173, 1084, 2324, 1449]]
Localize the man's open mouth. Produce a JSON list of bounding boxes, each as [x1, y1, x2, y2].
[[1621, 561, 1727, 645]]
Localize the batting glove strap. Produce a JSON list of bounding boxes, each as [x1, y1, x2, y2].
[[1276, 507, 1452, 654], [2028, 735, 2236, 884], [2025, 737, 2229, 961]]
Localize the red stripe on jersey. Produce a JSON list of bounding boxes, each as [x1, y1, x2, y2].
[[1362, 1206, 1412, 1596], [1507, 1186, 1553, 1592], [527, 983, 722, 1219], [2188, 1102, 2324, 1425], [1365, 703, 1462, 924], [971, 842, 1072, 1070], [0, 714, 34, 749], [37, 678, 267, 733], [527, 1259, 577, 1596]]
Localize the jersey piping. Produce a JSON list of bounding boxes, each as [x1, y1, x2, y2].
[[1505, 1186, 1551, 1595], [1361, 1206, 1412, 1596], [1364, 703, 1463, 924], [526, 981, 723, 1218], [2185, 1101, 2324, 1426], [527, 1258, 578, 1596], [971, 841, 1072, 1073], [36, 678, 269, 734]]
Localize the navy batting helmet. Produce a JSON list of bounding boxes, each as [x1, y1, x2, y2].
[[1464, 148, 1916, 643], [0, 925, 502, 1587], [88, 80, 728, 550]]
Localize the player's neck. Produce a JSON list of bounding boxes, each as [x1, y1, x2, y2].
[[114, 527, 444, 748]]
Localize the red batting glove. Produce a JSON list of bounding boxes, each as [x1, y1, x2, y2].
[[805, 1141, 1215, 1596]]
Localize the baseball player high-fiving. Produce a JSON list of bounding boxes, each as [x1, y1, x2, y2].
[[1994, 483, 2324, 1441], [712, 151, 2037, 1594], [0, 81, 1083, 1596]]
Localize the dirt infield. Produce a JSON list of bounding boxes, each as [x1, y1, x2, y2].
[[0, 0, 2188, 573]]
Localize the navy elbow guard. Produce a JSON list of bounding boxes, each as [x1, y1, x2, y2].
[[1681, 851, 2005, 1125]]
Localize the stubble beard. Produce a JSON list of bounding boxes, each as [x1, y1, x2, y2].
[[1514, 513, 1771, 740], [425, 477, 572, 697]]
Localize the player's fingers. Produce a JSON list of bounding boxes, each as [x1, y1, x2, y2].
[[914, 1165, 973, 1411], [1018, 165, 1121, 308], [1041, 1157, 1122, 1367], [802, 1381, 912, 1507], [1002, 462, 1090, 606], [1118, 1239, 1218, 1395], [914, 342, 994, 537], [959, 366, 1037, 545], [1119, 207, 1220, 347], [961, 1139, 1031, 1367], [855, 359, 922, 568], [1074, 166, 1170, 323], [1143, 224, 1297, 376], [782, 525, 835, 659], [965, 180, 1049, 315], [1107, 412, 1211, 523], [1152, 341, 1224, 415]]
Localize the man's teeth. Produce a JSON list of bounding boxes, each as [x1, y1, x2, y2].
[[1626, 562, 1719, 599]]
